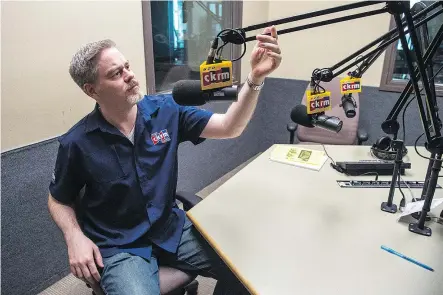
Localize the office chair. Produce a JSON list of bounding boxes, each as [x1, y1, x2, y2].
[[77, 190, 203, 295], [287, 77, 369, 145]]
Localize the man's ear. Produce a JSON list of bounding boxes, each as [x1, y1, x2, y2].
[[83, 83, 98, 98]]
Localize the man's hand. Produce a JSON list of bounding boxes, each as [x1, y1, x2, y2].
[[66, 231, 104, 285], [200, 26, 282, 139], [249, 26, 282, 84]]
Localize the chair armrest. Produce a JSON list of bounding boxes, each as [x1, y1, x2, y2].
[[357, 128, 369, 145], [176, 191, 203, 211], [287, 123, 298, 144], [86, 282, 105, 295]]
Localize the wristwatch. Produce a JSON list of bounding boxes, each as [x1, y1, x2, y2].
[[246, 76, 264, 91]]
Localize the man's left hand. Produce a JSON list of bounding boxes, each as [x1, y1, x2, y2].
[[249, 26, 282, 84]]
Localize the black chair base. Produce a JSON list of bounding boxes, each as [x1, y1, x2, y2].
[[184, 279, 198, 295]]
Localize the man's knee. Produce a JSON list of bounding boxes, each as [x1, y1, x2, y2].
[[100, 252, 160, 295]]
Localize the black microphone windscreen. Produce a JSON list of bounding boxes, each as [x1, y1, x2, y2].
[[290, 105, 314, 127], [172, 80, 207, 106]]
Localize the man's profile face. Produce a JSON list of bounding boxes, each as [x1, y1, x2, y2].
[[89, 47, 143, 106]]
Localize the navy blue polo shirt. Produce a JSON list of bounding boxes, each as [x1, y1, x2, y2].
[[49, 94, 213, 260]]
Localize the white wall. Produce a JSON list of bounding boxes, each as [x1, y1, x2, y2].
[[1, 1, 146, 151], [240, 1, 391, 87], [240, 1, 270, 82]]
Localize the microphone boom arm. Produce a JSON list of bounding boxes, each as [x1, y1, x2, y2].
[[215, 0, 443, 143], [311, 2, 443, 82], [217, 1, 442, 91], [212, 1, 443, 236]]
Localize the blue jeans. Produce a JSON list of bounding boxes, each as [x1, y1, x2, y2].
[[100, 216, 250, 295]]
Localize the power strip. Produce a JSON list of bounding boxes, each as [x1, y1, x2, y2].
[[335, 160, 411, 176], [337, 180, 442, 189]]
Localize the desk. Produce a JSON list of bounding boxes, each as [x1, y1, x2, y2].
[[187, 145, 443, 295]]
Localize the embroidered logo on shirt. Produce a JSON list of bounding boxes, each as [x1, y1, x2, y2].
[[151, 129, 171, 145]]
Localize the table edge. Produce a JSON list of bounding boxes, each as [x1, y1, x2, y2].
[[186, 211, 260, 295]]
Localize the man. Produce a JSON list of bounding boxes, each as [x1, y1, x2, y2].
[[48, 25, 281, 295]]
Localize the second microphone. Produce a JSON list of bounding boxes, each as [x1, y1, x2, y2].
[[290, 104, 343, 133]]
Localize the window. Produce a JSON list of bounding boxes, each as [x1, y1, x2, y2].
[[380, 4, 443, 96], [142, 1, 243, 94]]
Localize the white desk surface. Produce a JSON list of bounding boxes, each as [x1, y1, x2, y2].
[[187, 145, 443, 295]]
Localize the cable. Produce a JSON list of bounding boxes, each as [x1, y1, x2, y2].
[[397, 171, 406, 209], [215, 29, 247, 62], [410, 123, 435, 158], [322, 143, 335, 164], [368, 147, 407, 200], [414, 132, 426, 155], [400, 175, 415, 200], [354, 54, 364, 75], [311, 68, 328, 94], [413, 132, 443, 162], [429, 216, 442, 223], [402, 96, 415, 143]]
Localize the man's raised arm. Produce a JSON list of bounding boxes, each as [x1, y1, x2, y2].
[[201, 26, 282, 139]]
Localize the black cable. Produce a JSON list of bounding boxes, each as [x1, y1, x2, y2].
[[414, 132, 426, 155], [311, 68, 328, 94], [215, 29, 247, 62], [414, 132, 443, 162], [354, 54, 364, 74], [402, 96, 415, 143], [234, 43, 247, 62], [322, 143, 335, 164], [397, 170, 406, 208], [216, 42, 229, 60]]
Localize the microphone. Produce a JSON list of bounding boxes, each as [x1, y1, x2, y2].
[[340, 94, 357, 118], [339, 75, 361, 118], [199, 39, 233, 92], [172, 80, 238, 106], [290, 104, 343, 133]]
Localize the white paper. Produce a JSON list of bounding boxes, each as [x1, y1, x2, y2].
[[397, 198, 443, 221]]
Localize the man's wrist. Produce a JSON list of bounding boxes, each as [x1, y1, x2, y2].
[[248, 72, 265, 85], [64, 227, 83, 242], [246, 73, 265, 91]]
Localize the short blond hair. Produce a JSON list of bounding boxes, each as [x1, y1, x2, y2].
[[68, 39, 116, 89]]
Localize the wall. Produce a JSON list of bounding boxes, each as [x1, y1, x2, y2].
[[240, 1, 391, 87], [240, 0, 270, 81], [1, 1, 147, 152]]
